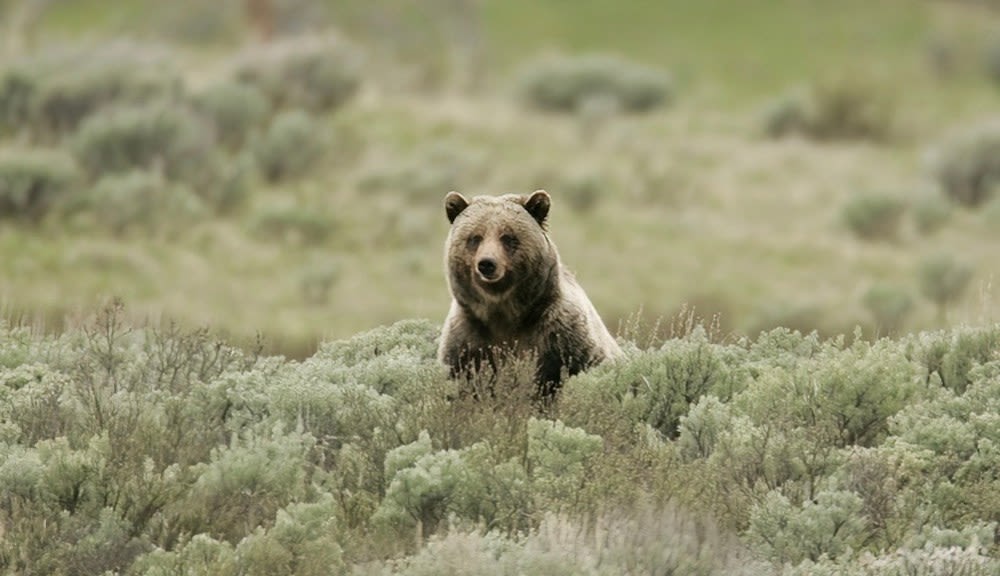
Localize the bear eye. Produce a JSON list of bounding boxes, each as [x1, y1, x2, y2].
[[500, 234, 519, 250], [466, 235, 482, 250]]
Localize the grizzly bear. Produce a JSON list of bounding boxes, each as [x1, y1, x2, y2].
[[437, 189, 621, 395]]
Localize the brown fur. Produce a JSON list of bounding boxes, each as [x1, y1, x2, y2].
[[438, 190, 622, 395]]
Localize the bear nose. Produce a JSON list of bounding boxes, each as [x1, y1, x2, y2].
[[477, 258, 498, 279]]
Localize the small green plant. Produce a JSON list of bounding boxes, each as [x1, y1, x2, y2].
[[842, 192, 906, 241], [154, 0, 241, 45], [930, 121, 1000, 208], [747, 489, 868, 564], [0, 148, 79, 222], [516, 53, 673, 115], [806, 77, 893, 141], [0, 43, 182, 140], [232, 35, 361, 114], [250, 201, 333, 245], [759, 91, 810, 138], [254, 109, 326, 183], [762, 78, 893, 142], [191, 81, 269, 151], [69, 170, 206, 236], [0, 68, 35, 137], [918, 253, 973, 323], [71, 102, 217, 188], [862, 284, 914, 335], [558, 170, 605, 214], [561, 326, 746, 440]]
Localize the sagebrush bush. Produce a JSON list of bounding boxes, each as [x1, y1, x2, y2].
[[791, 546, 1000, 576], [0, 43, 182, 140], [560, 326, 748, 440], [739, 336, 919, 447], [862, 284, 913, 335], [66, 170, 205, 236], [232, 35, 361, 114], [173, 428, 316, 542], [842, 192, 906, 241], [3, 306, 1000, 574], [0, 148, 79, 221], [758, 91, 810, 138], [907, 324, 1000, 393], [71, 102, 218, 188], [254, 109, 326, 182], [250, 201, 334, 245], [556, 169, 605, 214], [516, 53, 673, 114], [806, 78, 893, 141], [0, 67, 34, 136], [192, 81, 269, 151], [748, 489, 868, 564], [917, 253, 973, 322], [930, 121, 1000, 208], [154, 0, 241, 45], [761, 79, 893, 142]]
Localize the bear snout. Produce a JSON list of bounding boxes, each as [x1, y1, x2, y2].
[[476, 258, 499, 280]]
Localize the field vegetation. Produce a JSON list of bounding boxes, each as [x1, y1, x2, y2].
[[1, 0, 1000, 572], [1, 304, 998, 574], [0, 0, 998, 353]]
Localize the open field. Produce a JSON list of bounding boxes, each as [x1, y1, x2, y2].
[[1, 2, 1000, 573], [2, 0, 999, 356]]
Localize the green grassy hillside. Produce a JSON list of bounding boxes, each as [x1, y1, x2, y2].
[[1, 0, 998, 357]]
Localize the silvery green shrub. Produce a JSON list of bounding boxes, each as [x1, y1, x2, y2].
[[0, 148, 79, 222], [917, 253, 973, 322], [192, 80, 269, 151], [0, 43, 182, 140], [516, 53, 672, 115], [761, 78, 893, 142], [862, 284, 914, 336], [842, 192, 906, 242], [71, 170, 206, 236], [930, 121, 1000, 208], [232, 35, 361, 114], [561, 326, 747, 440], [71, 102, 218, 189], [254, 109, 326, 182], [748, 489, 868, 564]]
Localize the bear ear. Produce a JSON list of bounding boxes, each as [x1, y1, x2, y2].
[[444, 192, 469, 224], [523, 189, 551, 227]]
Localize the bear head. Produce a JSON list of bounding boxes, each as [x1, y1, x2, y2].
[[443, 190, 559, 321]]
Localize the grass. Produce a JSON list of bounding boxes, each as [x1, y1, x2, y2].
[[486, 0, 930, 101], [0, 0, 998, 355]]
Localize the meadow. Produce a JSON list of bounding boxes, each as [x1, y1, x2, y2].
[[0, 0, 998, 354], [1, 0, 999, 573]]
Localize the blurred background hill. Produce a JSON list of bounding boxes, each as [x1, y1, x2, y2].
[[1, 0, 999, 355]]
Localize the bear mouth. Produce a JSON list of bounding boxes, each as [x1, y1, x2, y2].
[[474, 271, 511, 294]]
